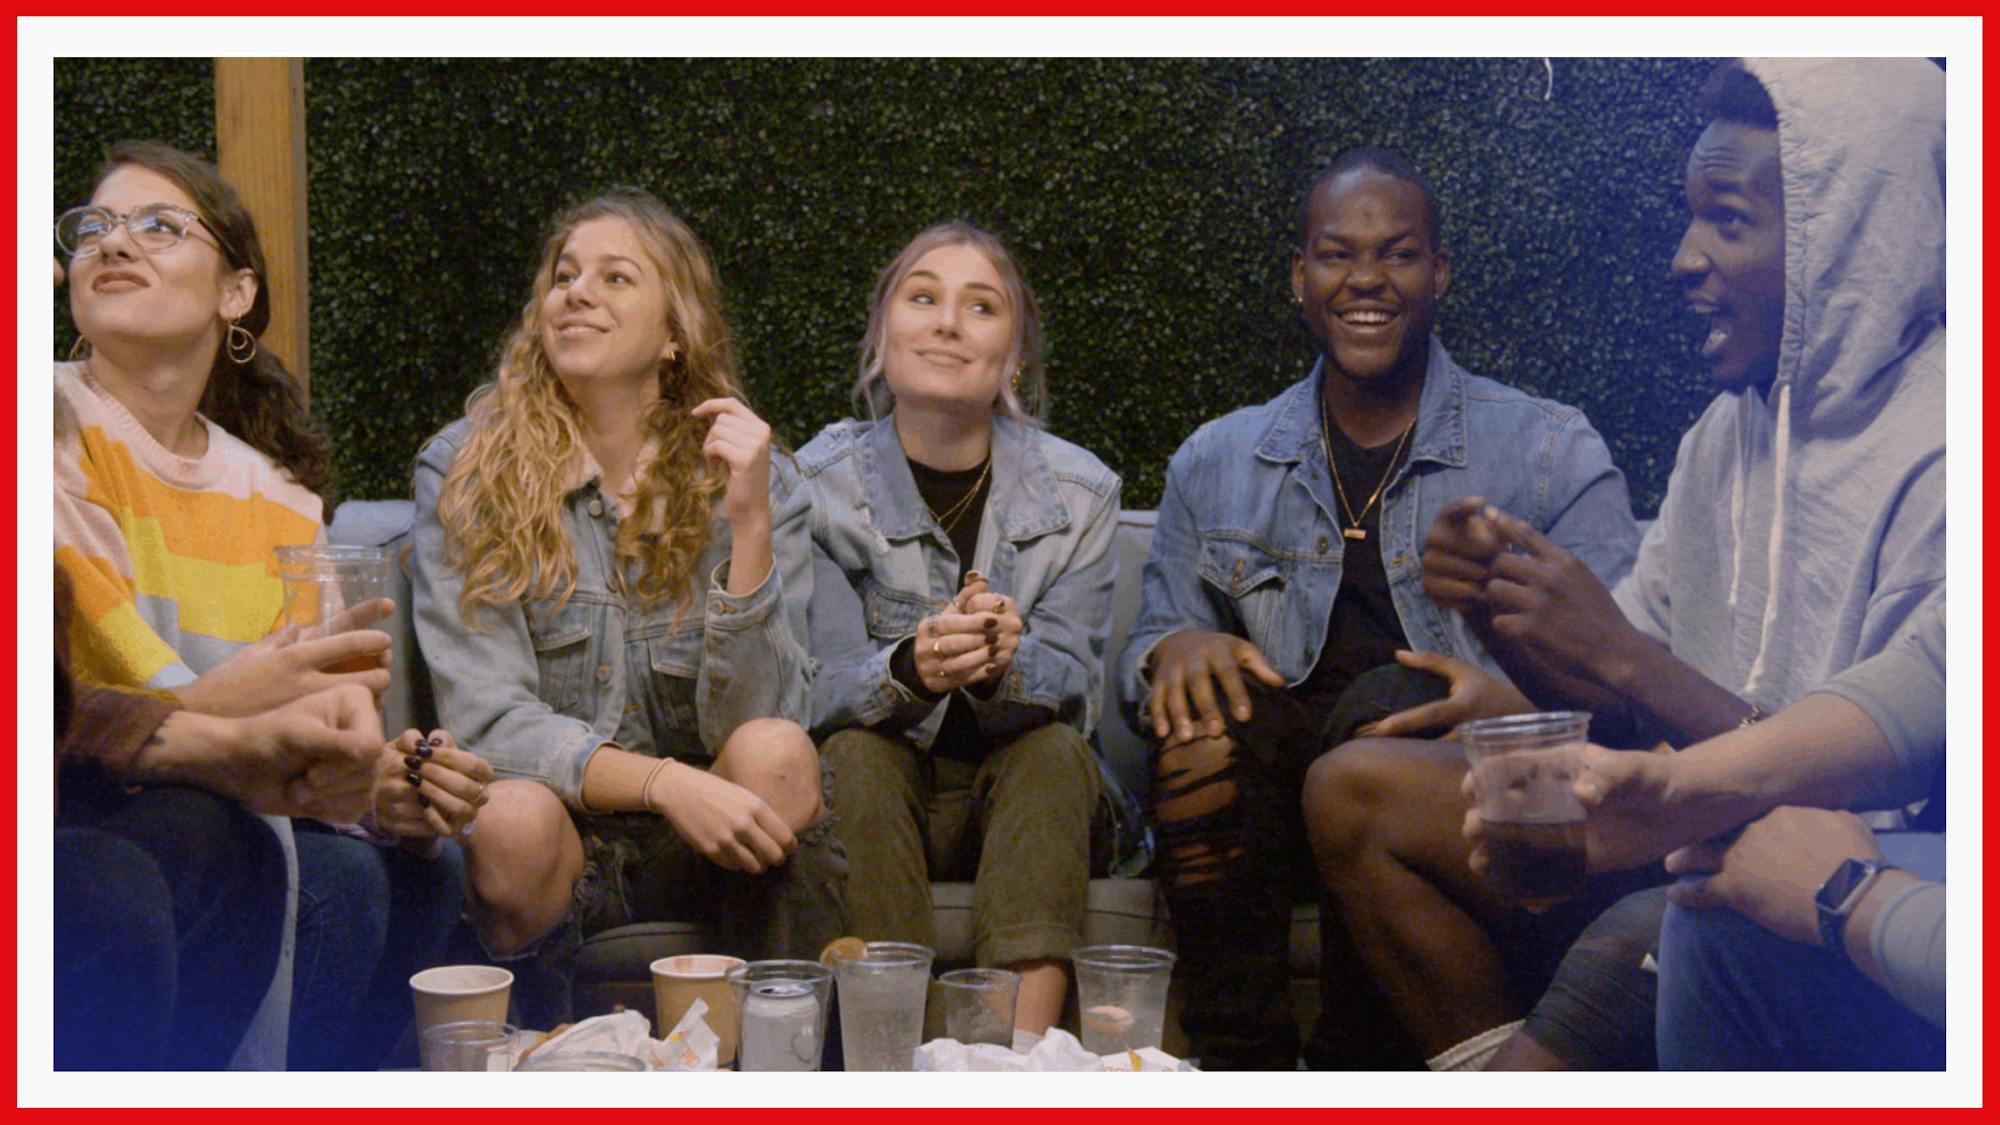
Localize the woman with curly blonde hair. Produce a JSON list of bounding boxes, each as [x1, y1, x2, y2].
[[409, 188, 841, 1021]]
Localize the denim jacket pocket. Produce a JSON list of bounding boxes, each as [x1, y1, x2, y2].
[[526, 598, 595, 715], [1196, 533, 1287, 643], [643, 619, 705, 743], [861, 580, 933, 642]]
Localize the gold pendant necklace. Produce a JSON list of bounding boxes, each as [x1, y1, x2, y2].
[[1320, 400, 1413, 542], [924, 456, 993, 536]]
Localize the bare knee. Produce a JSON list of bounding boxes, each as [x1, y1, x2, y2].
[[715, 718, 822, 832], [1303, 738, 1409, 870], [461, 779, 581, 955]]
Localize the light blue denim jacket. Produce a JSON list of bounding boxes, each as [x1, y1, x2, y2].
[[794, 412, 1121, 749], [409, 418, 812, 810], [1120, 340, 1640, 716]]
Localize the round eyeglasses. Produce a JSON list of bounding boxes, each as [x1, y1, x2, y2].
[[54, 203, 224, 259]]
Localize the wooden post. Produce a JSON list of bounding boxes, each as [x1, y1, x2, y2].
[[214, 58, 310, 394]]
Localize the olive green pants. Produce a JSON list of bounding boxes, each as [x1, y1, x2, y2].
[[823, 723, 1100, 967]]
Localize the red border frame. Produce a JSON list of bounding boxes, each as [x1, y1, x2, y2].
[[10, 22, 1987, 1112]]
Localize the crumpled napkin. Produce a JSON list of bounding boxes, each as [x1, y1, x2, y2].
[[522, 1005, 720, 1071], [916, 1028, 1191, 1072]]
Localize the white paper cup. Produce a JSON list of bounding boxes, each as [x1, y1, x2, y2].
[[410, 964, 514, 1036], [651, 954, 745, 1067]]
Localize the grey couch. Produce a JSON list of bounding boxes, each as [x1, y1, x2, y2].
[[332, 503, 1325, 1051]]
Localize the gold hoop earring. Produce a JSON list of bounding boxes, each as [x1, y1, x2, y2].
[[67, 335, 91, 362], [226, 320, 258, 365], [1010, 368, 1021, 393], [661, 340, 681, 363]]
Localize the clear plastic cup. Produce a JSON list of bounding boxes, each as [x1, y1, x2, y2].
[[419, 1019, 519, 1071], [1071, 945, 1175, 1054], [938, 967, 1020, 1047], [274, 544, 396, 668], [1461, 711, 1592, 910], [730, 960, 834, 1071], [829, 941, 934, 1071]]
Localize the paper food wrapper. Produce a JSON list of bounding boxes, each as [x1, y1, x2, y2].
[[524, 1005, 721, 1071], [653, 998, 722, 1071], [916, 1028, 1191, 1072]]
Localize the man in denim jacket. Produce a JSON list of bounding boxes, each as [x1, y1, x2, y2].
[[1120, 148, 1639, 1070]]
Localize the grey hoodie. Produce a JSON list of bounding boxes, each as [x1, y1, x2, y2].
[[1613, 58, 1946, 716]]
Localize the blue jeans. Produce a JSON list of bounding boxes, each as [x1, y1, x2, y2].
[[54, 787, 287, 1069], [289, 828, 467, 1070], [1657, 832, 1944, 1070]]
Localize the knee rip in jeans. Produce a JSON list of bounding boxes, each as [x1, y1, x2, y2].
[[1154, 735, 1248, 889]]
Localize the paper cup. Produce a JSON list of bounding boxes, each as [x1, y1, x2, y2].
[[410, 965, 513, 1036], [651, 954, 745, 1067]]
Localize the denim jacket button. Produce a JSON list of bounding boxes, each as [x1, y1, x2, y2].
[[587, 498, 605, 518], [1317, 535, 1330, 554], [594, 664, 612, 683]]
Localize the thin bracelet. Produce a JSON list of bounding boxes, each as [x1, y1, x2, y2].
[[1738, 703, 1767, 729], [639, 757, 675, 815]]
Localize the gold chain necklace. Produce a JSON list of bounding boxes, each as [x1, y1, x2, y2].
[[1320, 400, 1413, 542], [925, 456, 992, 535]]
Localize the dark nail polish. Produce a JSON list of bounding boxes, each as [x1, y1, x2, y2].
[[417, 742, 435, 759], [983, 617, 997, 629], [404, 754, 423, 771], [406, 771, 422, 787], [418, 795, 431, 809]]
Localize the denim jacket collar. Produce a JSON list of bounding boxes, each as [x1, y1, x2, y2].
[[1254, 337, 1473, 471], [860, 411, 1070, 544]]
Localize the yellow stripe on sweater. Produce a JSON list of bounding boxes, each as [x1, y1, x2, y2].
[[56, 545, 180, 689], [77, 424, 320, 570], [119, 514, 289, 641]]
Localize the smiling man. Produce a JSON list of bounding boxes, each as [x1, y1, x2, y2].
[[1120, 148, 1639, 1070]]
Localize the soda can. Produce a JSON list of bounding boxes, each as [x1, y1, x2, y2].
[[739, 979, 821, 1071]]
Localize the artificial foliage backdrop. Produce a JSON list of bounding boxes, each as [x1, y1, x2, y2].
[[56, 57, 1721, 515]]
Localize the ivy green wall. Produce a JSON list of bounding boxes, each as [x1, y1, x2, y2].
[[54, 57, 1719, 515]]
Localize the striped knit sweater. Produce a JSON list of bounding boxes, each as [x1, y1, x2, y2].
[[53, 361, 323, 692]]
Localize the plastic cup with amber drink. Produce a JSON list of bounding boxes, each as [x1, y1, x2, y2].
[[274, 544, 396, 673]]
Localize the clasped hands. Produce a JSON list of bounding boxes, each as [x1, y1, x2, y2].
[[372, 727, 495, 842], [911, 569, 1023, 696]]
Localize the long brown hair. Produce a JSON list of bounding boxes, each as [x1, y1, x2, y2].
[[81, 140, 332, 505], [436, 188, 747, 620]]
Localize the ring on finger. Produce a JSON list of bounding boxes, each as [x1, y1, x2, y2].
[[932, 637, 943, 658]]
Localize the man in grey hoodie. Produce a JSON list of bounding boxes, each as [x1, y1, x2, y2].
[[1305, 57, 1945, 1069]]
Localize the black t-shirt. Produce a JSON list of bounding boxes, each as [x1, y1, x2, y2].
[[890, 456, 994, 761], [1299, 419, 1412, 700]]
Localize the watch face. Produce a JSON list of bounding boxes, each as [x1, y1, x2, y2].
[[1817, 858, 1871, 909], [1815, 858, 1884, 948]]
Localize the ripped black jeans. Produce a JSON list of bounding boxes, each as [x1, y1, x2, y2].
[[1151, 663, 1445, 1070]]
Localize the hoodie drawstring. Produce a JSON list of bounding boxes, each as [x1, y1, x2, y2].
[[1742, 381, 1792, 699]]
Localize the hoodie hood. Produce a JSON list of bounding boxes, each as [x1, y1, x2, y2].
[[1614, 58, 1947, 714], [1750, 57, 1946, 433]]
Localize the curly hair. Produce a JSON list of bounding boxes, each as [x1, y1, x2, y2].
[[436, 188, 747, 621], [78, 140, 332, 506], [853, 221, 1048, 426]]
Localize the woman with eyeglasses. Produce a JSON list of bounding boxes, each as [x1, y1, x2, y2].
[[794, 222, 1120, 1039], [407, 188, 842, 1025], [53, 140, 473, 1069]]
